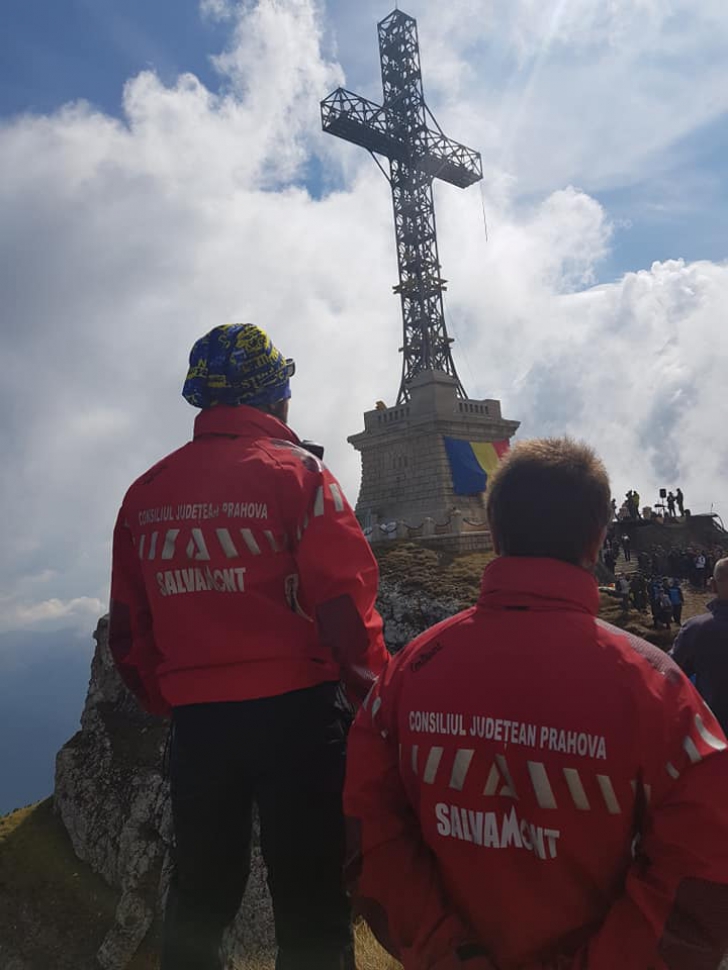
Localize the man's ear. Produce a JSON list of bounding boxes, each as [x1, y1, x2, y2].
[[271, 398, 290, 424]]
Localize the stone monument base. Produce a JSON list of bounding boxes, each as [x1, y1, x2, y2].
[[348, 370, 520, 546]]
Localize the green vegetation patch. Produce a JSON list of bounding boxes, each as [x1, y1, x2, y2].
[[0, 799, 158, 970], [376, 542, 495, 607]]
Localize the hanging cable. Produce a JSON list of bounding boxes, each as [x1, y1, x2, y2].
[[479, 181, 489, 243]]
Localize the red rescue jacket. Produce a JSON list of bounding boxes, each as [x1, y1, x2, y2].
[[345, 557, 728, 970], [109, 405, 388, 716]]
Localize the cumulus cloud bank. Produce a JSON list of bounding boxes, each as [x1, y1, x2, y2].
[[1, 0, 727, 633]]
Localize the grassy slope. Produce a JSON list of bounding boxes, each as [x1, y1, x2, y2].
[[377, 542, 495, 606], [0, 799, 158, 970]]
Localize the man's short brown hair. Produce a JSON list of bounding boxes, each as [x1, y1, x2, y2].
[[486, 437, 611, 565]]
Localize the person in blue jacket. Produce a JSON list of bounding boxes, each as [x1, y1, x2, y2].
[[668, 579, 684, 626], [671, 559, 728, 732]]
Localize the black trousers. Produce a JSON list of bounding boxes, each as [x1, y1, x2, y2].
[[161, 683, 354, 970]]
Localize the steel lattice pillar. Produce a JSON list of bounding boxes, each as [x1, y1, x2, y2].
[[322, 9, 481, 403]]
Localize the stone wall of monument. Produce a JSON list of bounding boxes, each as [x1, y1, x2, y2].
[[352, 417, 517, 525], [355, 429, 488, 525], [355, 428, 452, 524], [348, 371, 520, 528]]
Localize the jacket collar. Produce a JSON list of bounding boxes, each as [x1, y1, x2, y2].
[[478, 556, 600, 616], [708, 598, 728, 618], [193, 404, 300, 444]]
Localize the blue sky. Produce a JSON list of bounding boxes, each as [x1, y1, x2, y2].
[[0, 0, 226, 117]]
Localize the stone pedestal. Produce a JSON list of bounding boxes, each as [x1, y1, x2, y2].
[[348, 370, 520, 530]]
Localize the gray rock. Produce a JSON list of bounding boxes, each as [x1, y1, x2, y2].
[[96, 890, 157, 970], [377, 576, 463, 653]]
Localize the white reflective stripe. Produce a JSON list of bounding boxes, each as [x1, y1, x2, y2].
[[302, 514, 309, 531], [449, 749, 474, 791], [313, 486, 325, 517], [148, 532, 158, 560], [423, 747, 443, 785], [138, 534, 146, 559], [683, 736, 702, 764], [412, 744, 419, 775], [371, 697, 382, 723], [483, 762, 500, 797], [527, 762, 557, 809], [563, 768, 590, 811], [695, 714, 727, 751], [187, 528, 210, 561], [495, 754, 518, 799], [161, 529, 180, 560], [631, 779, 652, 803], [329, 483, 345, 512], [666, 761, 681, 780], [240, 529, 262, 556], [597, 775, 621, 814], [264, 530, 279, 552], [216, 528, 239, 559]]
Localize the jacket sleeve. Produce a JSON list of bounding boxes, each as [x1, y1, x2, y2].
[[344, 668, 496, 970], [109, 508, 170, 718], [531, 678, 728, 970], [670, 623, 696, 678], [293, 463, 389, 705]]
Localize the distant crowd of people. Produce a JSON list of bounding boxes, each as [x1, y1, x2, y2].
[[611, 571, 683, 629], [615, 486, 686, 522], [604, 533, 724, 588], [602, 519, 726, 630]]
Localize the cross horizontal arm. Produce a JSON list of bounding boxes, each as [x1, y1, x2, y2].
[[419, 130, 483, 188], [321, 88, 483, 189], [321, 89, 404, 163]]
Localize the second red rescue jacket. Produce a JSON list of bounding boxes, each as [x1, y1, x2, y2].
[[345, 556, 728, 970], [109, 405, 388, 716]]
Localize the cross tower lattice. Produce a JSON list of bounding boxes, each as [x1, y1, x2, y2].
[[321, 9, 483, 405]]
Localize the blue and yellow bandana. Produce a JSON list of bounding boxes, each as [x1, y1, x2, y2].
[[182, 324, 294, 409]]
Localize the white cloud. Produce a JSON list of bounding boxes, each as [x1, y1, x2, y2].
[[200, 0, 236, 20], [0, 596, 106, 636], [1, 0, 727, 633], [407, 0, 728, 193]]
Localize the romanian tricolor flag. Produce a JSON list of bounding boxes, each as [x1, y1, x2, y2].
[[443, 437, 510, 496]]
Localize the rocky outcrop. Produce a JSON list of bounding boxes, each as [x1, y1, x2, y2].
[[54, 618, 278, 970], [55, 618, 171, 969], [377, 576, 465, 653], [53, 583, 461, 968]]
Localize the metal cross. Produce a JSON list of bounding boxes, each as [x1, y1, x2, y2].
[[322, 9, 483, 403]]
